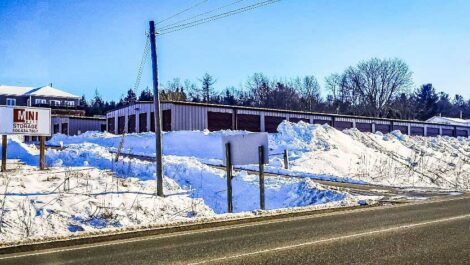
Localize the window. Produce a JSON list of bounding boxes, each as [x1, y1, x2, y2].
[[35, 99, 47, 105], [50, 100, 61, 106], [65, 101, 75, 107], [6, 98, 16, 106]]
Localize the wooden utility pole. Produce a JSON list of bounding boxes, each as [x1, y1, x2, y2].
[[149, 20, 164, 197], [1, 135, 6, 172], [258, 145, 265, 210], [39, 136, 46, 170], [225, 143, 233, 213]]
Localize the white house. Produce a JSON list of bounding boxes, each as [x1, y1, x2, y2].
[[426, 116, 470, 127]]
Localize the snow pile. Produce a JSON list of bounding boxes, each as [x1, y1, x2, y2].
[[47, 123, 470, 190], [271, 121, 470, 190], [0, 141, 359, 244], [48, 130, 246, 159], [0, 136, 38, 165], [46, 144, 350, 214]]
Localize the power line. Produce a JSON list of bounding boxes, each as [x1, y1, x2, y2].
[[157, 0, 246, 31], [158, 0, 281, 35], [155, 0, 209, 26], [132, 0, 210, 94], [133, 38, 150, 95]]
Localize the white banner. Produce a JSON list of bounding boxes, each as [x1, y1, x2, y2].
[[0, 106, 51, 136]]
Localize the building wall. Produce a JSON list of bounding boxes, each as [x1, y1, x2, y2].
[[0, 95, 79, 107], [52, 116, 105, 136], [106, 102, 470, 138], [0, 95, 29, 106], [69, 118, 106, 135], [30, 96, 79, 107]]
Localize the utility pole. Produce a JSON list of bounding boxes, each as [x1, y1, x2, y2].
[[149, 20, 164, 197]]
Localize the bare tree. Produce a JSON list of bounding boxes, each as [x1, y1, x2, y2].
[[293, 75, 321, 111], [348, 58, 413, 117], [245, 73, 271, 107]]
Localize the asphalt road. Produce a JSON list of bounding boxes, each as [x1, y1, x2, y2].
[[1, 196, 469, 265]]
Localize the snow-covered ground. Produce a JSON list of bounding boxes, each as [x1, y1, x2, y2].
[[49, 121, 470, 190], [2, 120, 468, 244], [0, 127, 369, 245]]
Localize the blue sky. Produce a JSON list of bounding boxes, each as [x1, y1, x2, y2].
[[1, 0, 469, 101]]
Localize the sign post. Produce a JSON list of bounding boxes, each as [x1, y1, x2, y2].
[[225, 143, 233, 213], [283, 149, 289, 169], [1, 135, 6, 172], [0, 106, 51, 170], [39, 136, 46, 170], [258, 145, 265, 210]]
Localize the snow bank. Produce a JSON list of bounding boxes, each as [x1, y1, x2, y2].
[[47, 121, 470, 191], [271, 121, 470, 190], [0, 136, 38, 165], [46, 144, 349, 214], [48, 130, 247, 159]]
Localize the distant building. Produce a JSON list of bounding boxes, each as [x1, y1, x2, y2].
[[0, 84, 105, 139], [106, 101, 470, 138], [0, 84, 80, 106], [426, 116, 470, 127], [51, 115, 106, 137]]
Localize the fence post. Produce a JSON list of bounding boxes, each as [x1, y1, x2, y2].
[[1, 135, 6, 172], [225, 143, 233, 213], [283, 149, 289, 170], [258, 145, 265, 210]]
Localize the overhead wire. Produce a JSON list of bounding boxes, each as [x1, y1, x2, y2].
[[155, 0, 209, 26], [157, 0, 282, 35], [157, 0, 246, 31], [132, 38, 150, 97], [132, 0, 211, 95]]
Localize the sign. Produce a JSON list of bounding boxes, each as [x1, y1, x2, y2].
[[0, 106, 51, 136], [222, 133, 269, 166]]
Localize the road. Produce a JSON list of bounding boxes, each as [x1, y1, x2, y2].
[[1, 196, 469, 265]]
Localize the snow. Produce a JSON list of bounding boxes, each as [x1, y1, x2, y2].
[[426, 116, 470, 126], [24, 85, 81, 99], [4, 120, 468, 244], [0, 165, 213, 244], [0, 85, 33, 96], [1, 132, 364, 245], [48, 121, 470, 190], [0, 85, 79, 98]]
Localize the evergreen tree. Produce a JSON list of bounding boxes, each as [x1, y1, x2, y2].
[[199, 73, 216, 102], [414, 84, 439, 120], [123, 89, 137, 103], [139, 87, 153, 101]]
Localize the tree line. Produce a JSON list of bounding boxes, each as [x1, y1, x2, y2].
[[82, 57, 470, 121]]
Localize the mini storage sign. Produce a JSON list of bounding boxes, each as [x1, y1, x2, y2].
[[0, 106, 51, 136]]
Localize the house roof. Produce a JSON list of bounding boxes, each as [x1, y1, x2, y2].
[[25, 85, 80, 99], [426, 116, 470, 126], [0, 85, 34, 96], [0, 85, 80, 99]]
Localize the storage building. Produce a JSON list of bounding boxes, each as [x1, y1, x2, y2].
[[106, 101, 470, 138]]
